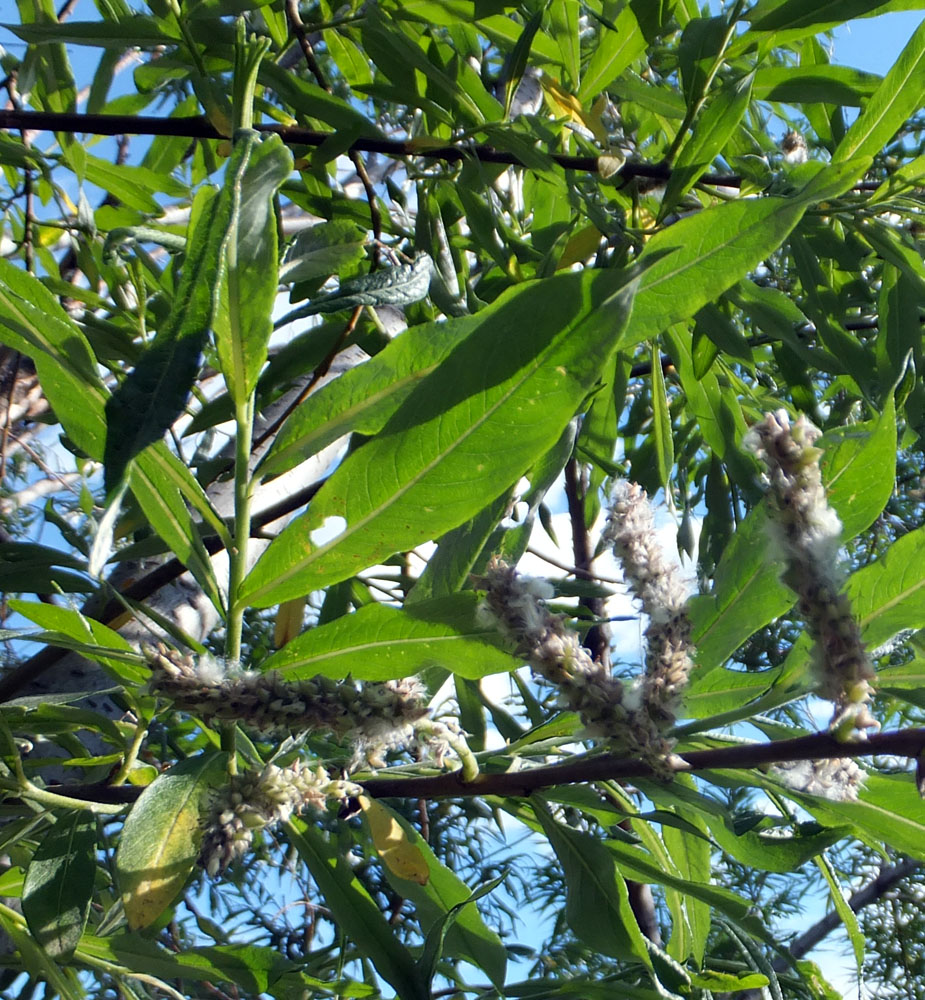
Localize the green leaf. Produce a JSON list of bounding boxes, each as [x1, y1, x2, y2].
[[816, 853, 864, 973], [261, 593, 522, 679], [0, 259, 107, 460], [4, 16, 180, 47], [720, 767, 925, 862], [833, 15, 925, 164], [116, 752, 226, 930], [746, 0, 922, 33], [603, 836, 779, 948], [103, 175, 230, 492], [23, 811, 96, 961], [650, 341, 673, 489], [242, 267, 637, 608], [629, 195, 818, 343], [0, 913, 84, 1000], [281, 220, 367, 286], [677, 15, 727, 105], [534, 799, 653, 967], [849, 524, 925, 650], [704, 813, 849, 873], [260, 308, 481, 480], [130, 449, 226, 614], [286, 818, 427, 1000], [687, 969, 769, 991], [549, 0, 580, 88], [819, 397, 896, 542], [753, 64, 880, 105], [215, 132, 293, 403], [662, 816, 710, 965], [577, 4, 645, 101], [406, 491, 512, 604], [688, 505, 793, 674], [79, 934, 297, 992], [361, 799, 507, 987], [7, 600, 146, 685], [662, 72, 753, 208], [682, 666, 782, 721]]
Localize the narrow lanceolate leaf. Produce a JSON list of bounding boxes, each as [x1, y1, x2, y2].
[[78, 935, 296, 994], [116, 753, 226, 930], [662, 72, 753, 208], [753, 65, 881, 105], [816, 854, 864, 973], [820, 398, 896, 541], [577, 4, 645, 101], [359, 798, 507, 988], [103, 166, 232, 493], [534, 800, 653, 968], [215, 132, 292, 404], [286, 818, 427, 1000], [849, 524, 925, 650], [242, 267, 637, 608], [687, 505, 793, 674], [833, 15, 925, 164], [260, 594, 522, 680], [0, 259, 107, 460], [130, 450, 225, 614], [772, 771, 925, 863], [277, 254, 434, 323], [23, 811, 96, 961], [650, 341, 673, 489], [7, 599, 145, 685], [746, 0, 922, 34]]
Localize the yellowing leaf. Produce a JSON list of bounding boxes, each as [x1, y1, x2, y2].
[[359, 795, 430, 886], [541, 75, 609, 144], [116, 753, 226, 929], [557, 225, 603, 270], [274, 597, 306, 648]]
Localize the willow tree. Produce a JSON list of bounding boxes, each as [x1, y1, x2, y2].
[[1, 1, 925, 997]]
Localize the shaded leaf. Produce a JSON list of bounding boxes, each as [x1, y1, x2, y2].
[[286, 819, 427, 1000], [23, 811, 96, 961], [534, 799, 653, 967]]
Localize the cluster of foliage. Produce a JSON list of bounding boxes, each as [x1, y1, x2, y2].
[[3, 0, 925, 997]]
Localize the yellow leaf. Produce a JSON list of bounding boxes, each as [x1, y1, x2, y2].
[[359, 795, 430, 886], [274, 597, 306, 648], [541, 76, 609, 145]]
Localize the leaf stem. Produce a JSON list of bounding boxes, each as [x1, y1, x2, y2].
[[110, 718, 149, 787]]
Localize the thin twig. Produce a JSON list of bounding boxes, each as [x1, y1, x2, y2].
[[564, 457, 609, 666]]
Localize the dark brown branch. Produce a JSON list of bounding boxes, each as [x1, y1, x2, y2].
[[359, 728, 925, 799], [44, 729, 925, 807], [0, 109, 738, 187]]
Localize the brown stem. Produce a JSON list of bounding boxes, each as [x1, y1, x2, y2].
[[44, 728, 925, 805]]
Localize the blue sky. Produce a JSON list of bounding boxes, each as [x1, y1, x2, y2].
[[833, 11, 924, 72]]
